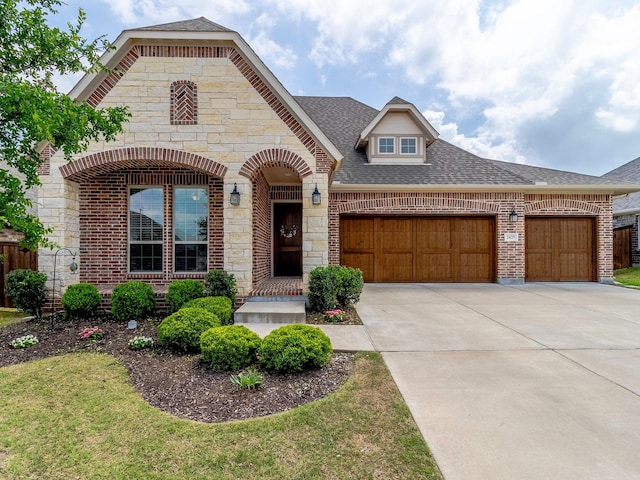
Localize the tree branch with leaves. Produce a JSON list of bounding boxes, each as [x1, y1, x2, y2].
[[0, 0, 130, 249]]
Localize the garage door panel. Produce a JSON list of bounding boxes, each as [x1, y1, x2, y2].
[[526, 217, 595, 282], [341, 216, 495, 283]]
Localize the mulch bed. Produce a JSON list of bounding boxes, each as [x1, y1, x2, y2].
[[0, 311, 357, 424]]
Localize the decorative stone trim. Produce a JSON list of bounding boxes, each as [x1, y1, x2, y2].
[[525, 197, 603, 215], [60, 147, 227, 182], [335, 195, 500, 214], [239, 148, 313, 180]]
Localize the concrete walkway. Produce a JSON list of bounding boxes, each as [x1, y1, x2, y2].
[[356, 283, 640, 480]]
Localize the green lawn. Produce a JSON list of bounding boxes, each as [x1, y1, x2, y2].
[[614, 267, 640, 287], [0, 309, 26, 328], [0, 352, 442, 479]]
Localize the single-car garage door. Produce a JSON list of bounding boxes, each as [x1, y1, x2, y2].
[[340, 216, 495, 282], [525, 217, 596, 281]]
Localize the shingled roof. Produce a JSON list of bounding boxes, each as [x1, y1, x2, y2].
[[603, 157, 640, 213], [135, 17, 233, 33], [295, 95, 632, 189]]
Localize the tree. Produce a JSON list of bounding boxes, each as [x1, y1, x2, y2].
[[0, 0, 130, 249]]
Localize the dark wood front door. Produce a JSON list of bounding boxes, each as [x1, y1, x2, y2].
[[274, 203, 302, 276]]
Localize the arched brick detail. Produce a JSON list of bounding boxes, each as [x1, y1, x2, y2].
[[525, 198, 602, 216], [60, 148, 227, 182], [337, 196, 500, 214], [239, 149, 313, 180]]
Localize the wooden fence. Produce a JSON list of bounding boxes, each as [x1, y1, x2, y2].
[[613, 225, 633, 270], [0, 242, 39, 308]]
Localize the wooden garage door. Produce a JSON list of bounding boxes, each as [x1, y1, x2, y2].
[[340, 216, 495, 282], [525, 217, 595, 281]]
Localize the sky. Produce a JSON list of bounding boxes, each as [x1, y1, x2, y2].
[[49, 0, 640, 176]]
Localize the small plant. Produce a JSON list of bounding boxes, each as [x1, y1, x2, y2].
[[4, 269, 48, 319], [200, 325, 261, 371], [61, 283, 102, 319], [10, 334, 39, 349], [111, 281, 156, 321], [166, 279, 204, 313], [128, 336, 154, 350], [324, 309, 345, 322], [183, 296, 233, 325], [230, 369, 264, 389], [79, 326, 104, 340], [259, 324, 332, 374], [157, 307, 220, 352], [204, 269, 237, 305]]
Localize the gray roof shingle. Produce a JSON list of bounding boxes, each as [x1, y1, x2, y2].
[[135, 17, 233, 33], [295, 96, 626, 187], [603, 157, 640, 213]]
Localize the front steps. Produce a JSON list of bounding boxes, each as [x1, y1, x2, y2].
[[234, 300, 306, 324]]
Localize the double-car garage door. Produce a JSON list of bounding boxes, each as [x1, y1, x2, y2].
[[340, 215, 595, 283]]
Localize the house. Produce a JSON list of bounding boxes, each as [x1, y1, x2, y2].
[[602, 157, 640, 268], [34, 17, 640, 304]]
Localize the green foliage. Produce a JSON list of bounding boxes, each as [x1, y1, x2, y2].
[[200, 325, 261, 372], [10, 334, 38, 349], [259, 324, 332, 374], [128, 336, 154, 351], [0, 0, 130, 249], [230, 369, 264, 389], [308, 265, 364, 312], [183, 296, 233, 325], [157, 308, 220, 353], [4, 269, 48, 318], [166, 279, 204, 313], [61, 283, 101, 319], [110, 281, 156, 322], [204, 269, 237, 305]]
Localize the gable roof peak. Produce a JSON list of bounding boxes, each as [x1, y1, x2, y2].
[[387, 96, 413, 105], [135, 16, 234, 33]]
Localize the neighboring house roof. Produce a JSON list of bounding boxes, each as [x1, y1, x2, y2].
[[602, 157, 640, 215], [296, 95, 639, 194]]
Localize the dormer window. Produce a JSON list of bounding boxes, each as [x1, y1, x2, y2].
[[378, 137, 395, 154], [401, 138, 417, 154]]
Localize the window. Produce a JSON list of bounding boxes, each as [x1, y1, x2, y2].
[[174, 188, 208, 272], [378, 137, 395, 154], [401, 137, 417, 154], [129, 187, 164, 272]]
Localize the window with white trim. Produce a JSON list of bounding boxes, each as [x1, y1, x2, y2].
[[129, 187, 164, 272], [378, 137, 395, 154], [400, 137, 417, 154], [174, 188, 208, 272]]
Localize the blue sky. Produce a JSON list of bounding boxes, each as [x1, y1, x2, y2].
[[51, 0, 640, 176]]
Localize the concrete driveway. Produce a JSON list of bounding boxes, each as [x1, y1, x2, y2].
[[356, 283, 640, 480]]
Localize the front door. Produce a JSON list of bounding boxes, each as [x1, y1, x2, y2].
[[274, 203, 302, 276]]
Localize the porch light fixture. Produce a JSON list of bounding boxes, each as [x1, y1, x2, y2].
[[230, 183, 240, 206], [312, 184, 321, 205], [509, 209, 518, 223]]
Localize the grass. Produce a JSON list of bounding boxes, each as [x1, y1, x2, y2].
[[0, 309, 26, 328], [614, 267, 640, 286], [0, 352, 442, 479]]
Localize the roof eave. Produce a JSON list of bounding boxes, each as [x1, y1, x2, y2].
[[330, 183, 640, 195]]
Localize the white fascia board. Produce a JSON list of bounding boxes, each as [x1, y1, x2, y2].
[[329, 183, 640, 195], [67, 28, 343, 166], [613, 208, 640, 216]]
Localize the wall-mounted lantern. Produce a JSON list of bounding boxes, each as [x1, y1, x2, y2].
[[230, 183, 240, 206], [312, 184, 321, 205], [509, 209, 518, 223]]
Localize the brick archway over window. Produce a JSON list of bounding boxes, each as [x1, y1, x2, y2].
[[239, 149, 313, 180], [60, 147, 227, 182]]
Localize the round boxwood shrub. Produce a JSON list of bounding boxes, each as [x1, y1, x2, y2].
[[111, 281, 156, 321], [200, 325, 261, 371], [61, 283, 101, 319], [183, 296, 232, 325], [166, 279, 204, 313], [259, 324, 332, 373], [4, 269, 48, 319], [157, 307, 220, 352], [204, 269, 237, 305]]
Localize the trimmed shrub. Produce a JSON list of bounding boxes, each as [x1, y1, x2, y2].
[[111, 281, 156, 321], [200, 325, 261, 371], [166, 279, 204, 313], [308, 265, 363, 312], [157, 307, 220, 352], [259, 324, 332, 373], [204, 269, 237, 305], [61, 283, 101, 319], [4, 269, 48, 319], [183, 296, 233, 325]]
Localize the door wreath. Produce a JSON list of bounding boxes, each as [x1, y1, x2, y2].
[[280, 224, 297, 238]]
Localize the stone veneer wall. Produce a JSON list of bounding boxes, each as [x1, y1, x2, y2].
[[329, 192, 613, 283]]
